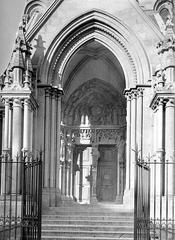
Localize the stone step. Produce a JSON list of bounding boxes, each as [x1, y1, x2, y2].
[[42, 237, 133, 240], [42, 219, 133, 226], [42, 204, 134, 240], [42, 214, 133, 220], [42, 229, 133, 238], [42, 224, 133, 231], [43, 210, 133, 216]]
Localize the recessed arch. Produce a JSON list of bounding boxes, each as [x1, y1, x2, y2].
[[63, 49, 125, 96], [40, 9, 151, 88]]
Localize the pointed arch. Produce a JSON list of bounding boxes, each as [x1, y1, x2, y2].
[[40, 9, 151, 88]]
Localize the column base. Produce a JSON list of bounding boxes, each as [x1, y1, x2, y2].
[[90, 195, 98, 204], [61, 195, 76, 206], [115, 195, 123, 204], [42, 187, 62, 209], [123, 188, 134, 209]]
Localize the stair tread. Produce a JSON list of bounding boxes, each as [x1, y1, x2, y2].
[[42, 237, 133, 240], [42, 205, 134, 239], [42, 220, 133, 223], [42, 229, 133, 233], [42, 224, 133, 227]]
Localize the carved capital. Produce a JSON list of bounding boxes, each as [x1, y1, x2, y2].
[[45, 88, 51, 97], [125, 92, 132, 101], [137, 87, 144, 97], [23, 98, 30, 106], [3, 98, 10, 106], [165, 98, 175, 107], [13, 98, 22, 108], [131, 90, 137, 100]]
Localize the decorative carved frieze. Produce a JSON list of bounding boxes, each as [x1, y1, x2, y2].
[[61, 124, 126, 145]]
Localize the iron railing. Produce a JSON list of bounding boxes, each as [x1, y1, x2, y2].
[[0, 153, 42, 240], [134, 157, 175, 240], [134, 158, 150, 240]]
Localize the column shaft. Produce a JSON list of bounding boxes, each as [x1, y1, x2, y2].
[[130, 91, 137, 189], [12, 99, 22, 157], [44, 90, 51, 187], [12, 98, 22, 193], [137, 89, 143, 160], [23, 99, 30, 152], [50, 93, 56, 188], [125, 94, 131, 190], [29, 109, 33, 153], [165, 99, 175, 195], [4, 99, 10, 150], [56, 96, 61, 189]]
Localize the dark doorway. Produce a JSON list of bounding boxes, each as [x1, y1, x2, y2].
[[97, 145, 117, 201]]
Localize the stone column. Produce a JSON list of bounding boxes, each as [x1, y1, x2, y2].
[[12, 98, 23, 193], [12, 98, 22, 158], [50, 92, 56, 188], [3, 99, 10, 151], [64, 146, 68, 196], [91, 145, 99, 203], [67, 142, 73, 198], [8, 105, 12, 150], [0, 111, 3, 154], [67, 161, 72, 197], [79, 150, 83, 202], [153, 108, 158, 152], [156, 99, 164, 159], [125, 93, 131, 190], [137, 88, 143, 160], [156, 99, 165, 196], [56, 96, 61, 190], [23, 99, 30, 152], [60, 160, 65, 195], [44, 89, 51, 187], [130, 90, 137, 189], [165, 98, 175, 195], [29, 107, 33, 153]]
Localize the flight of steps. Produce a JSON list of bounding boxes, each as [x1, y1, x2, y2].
[[42, 203, 134, 240]]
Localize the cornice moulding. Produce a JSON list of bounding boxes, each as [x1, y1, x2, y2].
[[150, 90, 175, 109]]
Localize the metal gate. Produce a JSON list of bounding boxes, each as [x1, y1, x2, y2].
[[0, 152, 42, 240], [134, 158, 150, 240], [134, 157, 175, 240]]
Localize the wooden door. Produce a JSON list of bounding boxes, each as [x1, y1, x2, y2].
[[97, 145, 117, 201]]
